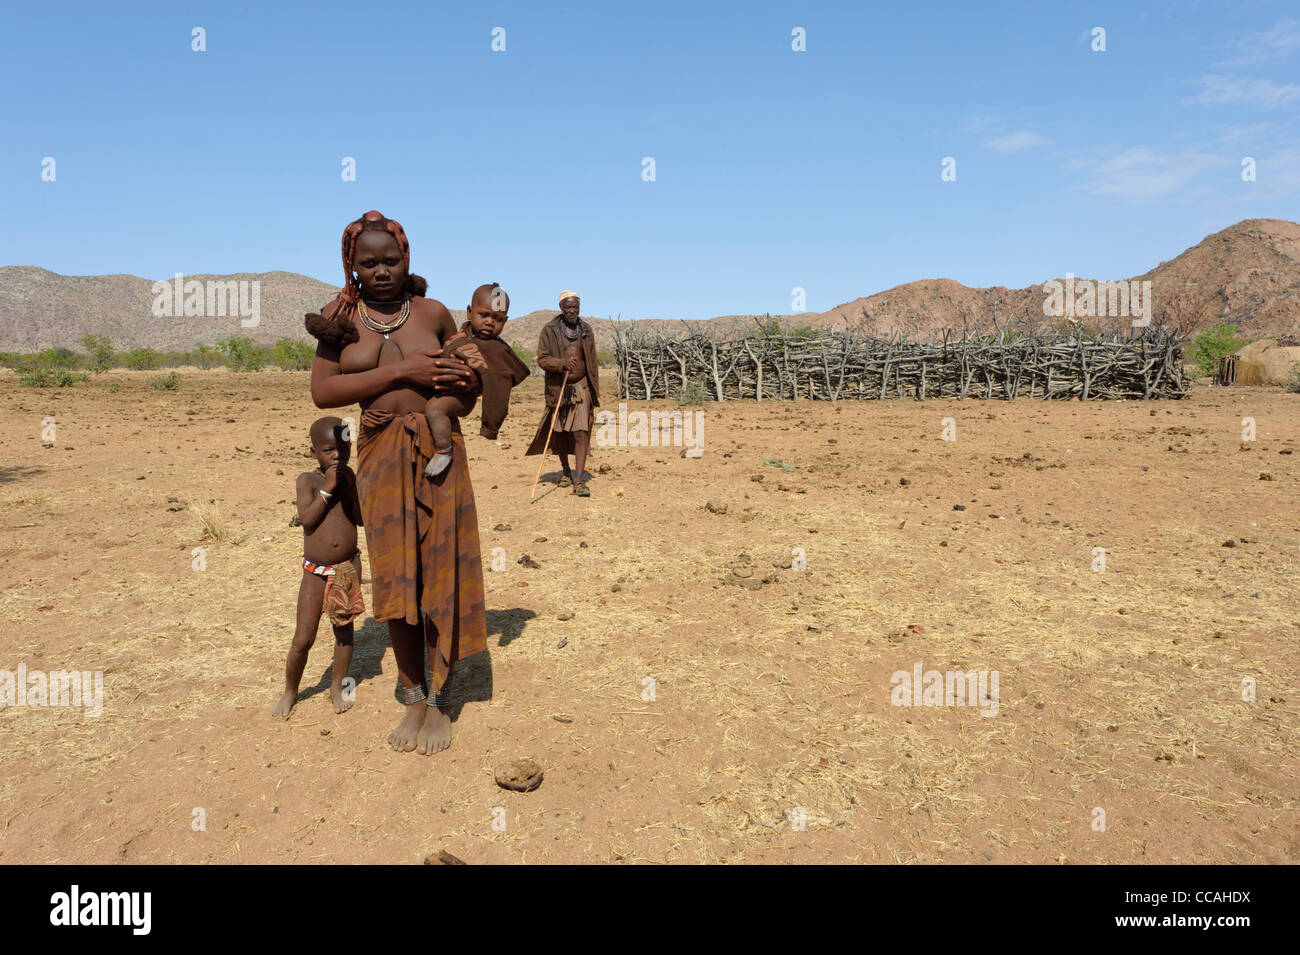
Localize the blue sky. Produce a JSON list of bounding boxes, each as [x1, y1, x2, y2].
[[2, 1, 1298, 319]]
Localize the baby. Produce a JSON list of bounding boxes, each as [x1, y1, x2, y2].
[[416, 283, 530, 476], [272, 417, 365, 719]]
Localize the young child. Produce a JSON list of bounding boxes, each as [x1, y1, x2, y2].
[[418, 283, 530, 477], [271, 416, 366, 719]]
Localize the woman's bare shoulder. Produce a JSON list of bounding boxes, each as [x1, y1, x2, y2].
[[411, 295, 455, 332]]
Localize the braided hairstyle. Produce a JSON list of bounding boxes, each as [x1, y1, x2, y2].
[[305, 210, 428, 346]]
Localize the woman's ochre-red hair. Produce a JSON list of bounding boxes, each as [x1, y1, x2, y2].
[[305, 210, 428, 346]]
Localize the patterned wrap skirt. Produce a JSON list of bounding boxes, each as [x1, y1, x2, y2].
[[356, 409, 487, 692]]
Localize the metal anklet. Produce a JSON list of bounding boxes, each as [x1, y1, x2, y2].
[[425, 687, 453, 709], [400, 683, 428, 704]]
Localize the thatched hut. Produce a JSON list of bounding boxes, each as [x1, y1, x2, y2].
[[1234, 339, 1300, 385]]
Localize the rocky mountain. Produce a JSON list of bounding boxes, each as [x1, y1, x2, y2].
[[2, 219, 1296, 354]]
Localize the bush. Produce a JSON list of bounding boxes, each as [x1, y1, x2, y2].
[[17, 348, 81, 374], [268, 338, 315, 370], [149, 371, 181, 390], [674, 374, 713, 406], [109, 382, 120, 394], [1284, 362, 1300, 394], [45, 347, 81, 368], [19, 368, 87, 388], [122, 347, 161, 371], [218, 336, 265, 371], [79, 334, 114, 373], [1191, 323, 1249, 378], [187, 344, 222, 370], [759, 315, 818, 340], [511, 342, 535, 367]]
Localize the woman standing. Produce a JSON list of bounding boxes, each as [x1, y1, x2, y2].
[[308, 211, 486, 755]]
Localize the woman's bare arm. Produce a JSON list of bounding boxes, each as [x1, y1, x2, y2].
[[310, 342, 403, 409], [430, 300, 479, 393]]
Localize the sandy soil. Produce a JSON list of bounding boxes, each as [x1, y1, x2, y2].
[[0, 369, 1296, 864]]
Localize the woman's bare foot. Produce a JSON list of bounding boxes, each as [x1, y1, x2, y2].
[[272, 690, 297, 719], [388, 703, 425, 751], [416, 707, 451, 754], [330, 683, 354, 714]]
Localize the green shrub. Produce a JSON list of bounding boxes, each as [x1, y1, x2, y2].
[[674, 374, 713, 406], [17, 348, 81, 373], [122, 347, 161, 371], [189, 343, 221, 369], [758, 315, 818, 340], [79, 334, 115, 373], [1284, 362, 1300, 394], [149, 371, 181, 390], [1192, 323, 1249, 378], [109, 382, 120, 393], [19, 368, 87, 387], [268, 338, 314, 370], [511, 342, 535, 367], [218, 336, 265, 371], [45, 347, 81, 369]]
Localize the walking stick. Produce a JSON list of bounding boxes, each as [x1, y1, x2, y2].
[[529, 369, 570, 502]]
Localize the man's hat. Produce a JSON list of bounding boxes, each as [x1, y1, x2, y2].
[[559, 290, 579, 302]]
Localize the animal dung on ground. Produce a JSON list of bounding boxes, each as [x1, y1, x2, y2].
[[495, 759, 544, 793], [424, 850, 467, 865]]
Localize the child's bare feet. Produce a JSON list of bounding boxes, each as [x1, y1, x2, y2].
[[424, 449, 453, 478], [330, 682, 354, 714], [416, 707, 451, 754], [271, 690, 297, 719], [388, 703, 425, 751]]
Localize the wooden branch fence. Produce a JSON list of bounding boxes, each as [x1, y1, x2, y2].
[[613, 320, 1190, 401]]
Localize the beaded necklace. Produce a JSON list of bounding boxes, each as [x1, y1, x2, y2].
[[357, 295, 410, 338]]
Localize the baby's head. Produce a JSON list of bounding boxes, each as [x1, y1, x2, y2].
[[468, 283, 509, 339], [310, 416, 350, 469]]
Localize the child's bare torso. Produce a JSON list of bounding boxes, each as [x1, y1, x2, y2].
[[301, 470, 360, 565]]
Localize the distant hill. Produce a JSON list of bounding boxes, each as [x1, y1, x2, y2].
[[2, 218, 1297, 353], [814, 219, 1300, 341]]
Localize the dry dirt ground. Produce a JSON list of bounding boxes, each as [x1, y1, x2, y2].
[[0, 368, 1296, 864]]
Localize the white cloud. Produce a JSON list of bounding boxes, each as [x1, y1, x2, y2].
[[1083, 147, 1224, 201], [1214, 122, 1290, 146], [1185, 74, 1300, 109], [964, 114, 1001, 133], [1238, 148, 1300, 200], [983, 131, 1045, 153], [1218, 18, 1300, 66]]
